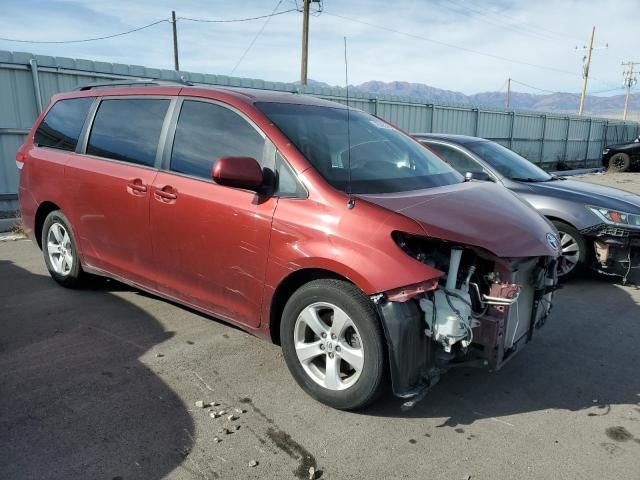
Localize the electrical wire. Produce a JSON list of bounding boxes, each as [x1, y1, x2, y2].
[[510, 79, 559, 94], [323, 12, 585, 79], [439, 0, 569, 45], [229, 0, 285, 75], [0, 19, 170, 44], [178, 9, 298, 23], [445, 0, 584, 44], [0, 9, 301, 44]]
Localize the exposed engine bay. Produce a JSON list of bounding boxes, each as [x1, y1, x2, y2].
[[374, 233, 558, 399]]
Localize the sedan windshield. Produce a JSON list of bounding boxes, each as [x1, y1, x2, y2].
[[466, 141, 552, 182], [256, 102, 462, 194]]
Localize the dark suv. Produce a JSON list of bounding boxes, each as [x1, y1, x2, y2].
[[602, 136, 640, 172], [18, 82, 559, 409]]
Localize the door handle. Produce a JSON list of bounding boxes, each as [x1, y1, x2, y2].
[[127, 178, 148, 194], [154, 186, 178, 201]]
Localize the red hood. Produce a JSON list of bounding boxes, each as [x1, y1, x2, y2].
[[357, 182, 559, 258]]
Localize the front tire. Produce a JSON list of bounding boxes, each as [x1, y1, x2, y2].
[[608, 153, 631, 172], [280, 279, 386, 410], [552, 220, 588, 281], [42, 210, 86, 288]]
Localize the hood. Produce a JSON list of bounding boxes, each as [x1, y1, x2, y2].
[[357, 182, 559, 258], [607, 140, 639, 150], [521, 179, 640, 215]]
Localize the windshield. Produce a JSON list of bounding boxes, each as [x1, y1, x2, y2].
[[256, 102, 462, 194], [466, 141, 552, 182]]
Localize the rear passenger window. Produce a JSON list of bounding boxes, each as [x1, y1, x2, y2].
[[170, 100, 265, 180], [35, 98, 93, 152], [87, 99, 170, 167]]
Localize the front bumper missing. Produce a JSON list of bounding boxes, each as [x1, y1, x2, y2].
[[373, 259, 557, 400], [583, 225, 640, 281]]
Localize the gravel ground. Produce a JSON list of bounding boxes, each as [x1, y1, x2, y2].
[[573, 171, 640, 195]]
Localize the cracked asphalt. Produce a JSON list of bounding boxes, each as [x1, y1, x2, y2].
[[1, 173, 639, 480]]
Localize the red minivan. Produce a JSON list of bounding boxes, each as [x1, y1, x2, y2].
[[18, 82, 560, 409]]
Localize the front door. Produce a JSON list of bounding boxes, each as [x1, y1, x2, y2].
[[66, 97, 172, 287], [149, 99, 276, 327]]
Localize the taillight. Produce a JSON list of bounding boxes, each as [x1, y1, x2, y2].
[[16, 151, 25, 170]]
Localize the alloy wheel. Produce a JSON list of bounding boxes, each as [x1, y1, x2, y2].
[[293, 302, 364, 391], [558, 231, 580, 277], [47, 222, 74, 276]]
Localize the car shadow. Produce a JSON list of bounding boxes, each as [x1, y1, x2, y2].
[[0, 261, 194, 480], [361, 276, 640, 425]]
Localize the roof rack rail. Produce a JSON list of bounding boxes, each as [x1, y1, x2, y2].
[[75, 78, 193, 91]]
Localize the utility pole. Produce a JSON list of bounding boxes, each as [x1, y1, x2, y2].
[[505, 77, 511, 110], [300, 0, 310, 85], [622, 62, 638, 120], [578, 26, 595, 115], [171, 11, 180, 71]]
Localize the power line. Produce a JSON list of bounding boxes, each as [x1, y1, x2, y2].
[[178, 9, 297, 23], [439, 0, 569, 45], [446, 0, 583, 44], [510, 79, 558, 94], [589, 86, 625, 95], [0, 10, 300, 44], [229, 0, 285, 75], [0, 19, 169, 44], [324, 12, 587, 78]]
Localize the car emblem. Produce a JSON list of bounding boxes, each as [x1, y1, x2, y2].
[[546, 232, 560, 250]]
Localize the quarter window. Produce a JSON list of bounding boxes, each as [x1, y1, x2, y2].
[[34, 98, 93, 152], [170, 100, 265, 180], [276, 152, 305, 197], [87, 99, 170, 167]]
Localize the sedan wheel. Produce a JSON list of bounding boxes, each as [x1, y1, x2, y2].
[[558, 231, 580, 277], [552, 220, 588, 281]]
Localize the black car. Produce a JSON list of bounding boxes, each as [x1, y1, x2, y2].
[[414, 133, 640, 281], [602, 136, 640, 172]]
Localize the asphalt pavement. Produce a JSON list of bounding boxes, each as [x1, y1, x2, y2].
[[1, 208, 640, 479]]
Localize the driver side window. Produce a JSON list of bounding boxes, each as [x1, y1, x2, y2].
[[170, 100, 265, 180], [426, 142, 479, 174]]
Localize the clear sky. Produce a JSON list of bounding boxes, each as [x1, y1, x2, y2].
[[1, 0, 638, 96]]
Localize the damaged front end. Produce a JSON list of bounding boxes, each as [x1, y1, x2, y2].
[[373, 232, 558, 399], [584, 225, 640, 282]]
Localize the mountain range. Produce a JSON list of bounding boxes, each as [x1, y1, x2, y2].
[[305, 80, 638, 119]]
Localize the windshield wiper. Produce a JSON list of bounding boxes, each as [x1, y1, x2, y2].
[[511, 176, 554, 183], [511, 177, 542, 182]]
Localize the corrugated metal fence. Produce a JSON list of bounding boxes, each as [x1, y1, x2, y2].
[[1, 50, 639, 214]]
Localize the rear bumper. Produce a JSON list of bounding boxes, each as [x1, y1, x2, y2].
[[18, 186, 38, 243]]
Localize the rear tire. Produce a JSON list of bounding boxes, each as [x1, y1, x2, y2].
[[280, 279, 386, 410], [42, 210, 86, 288], [608, 153, 631, 172], [552, 220, 588, 281]]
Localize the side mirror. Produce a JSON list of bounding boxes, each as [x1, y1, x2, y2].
[[212, 156, 264, 191], [468, 170, 492, 182]]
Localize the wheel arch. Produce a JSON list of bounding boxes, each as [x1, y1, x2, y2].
[[268, 268, 353, 344], [34, 201, 61, 249], [544, 215, 576, 230]]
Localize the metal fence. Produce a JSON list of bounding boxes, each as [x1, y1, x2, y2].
[[1, 49, 639, 214]]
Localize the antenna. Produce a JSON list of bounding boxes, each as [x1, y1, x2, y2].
[[344, 36, 355, 209]]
